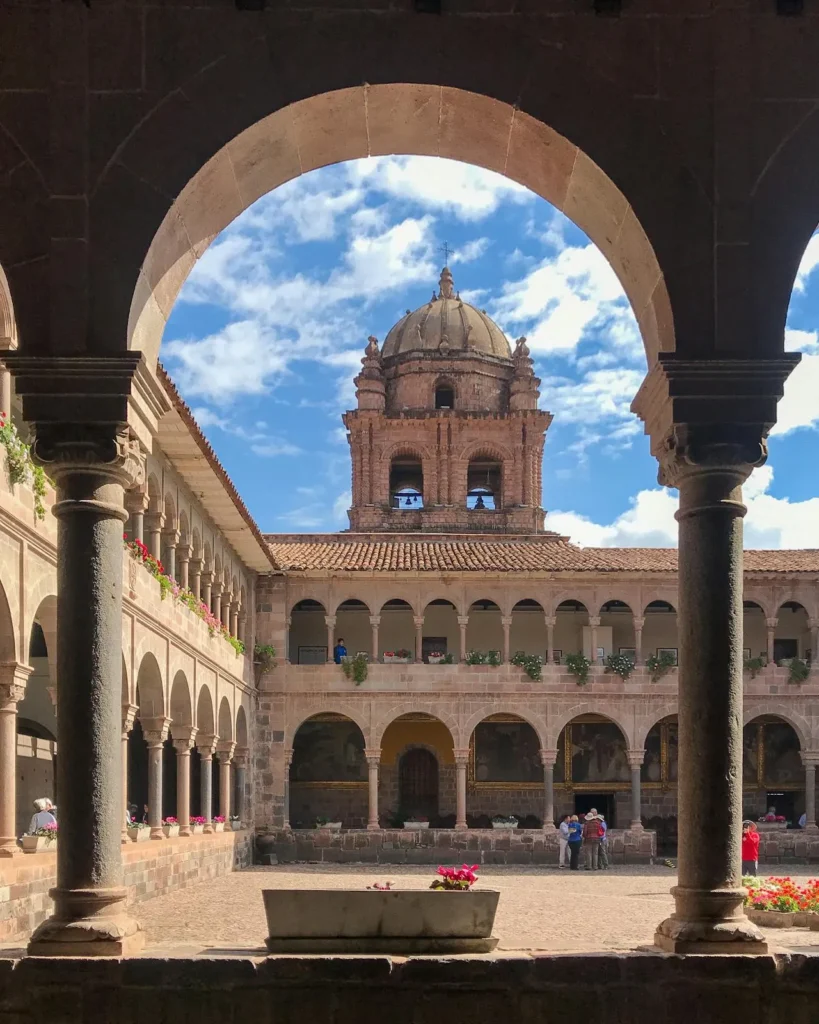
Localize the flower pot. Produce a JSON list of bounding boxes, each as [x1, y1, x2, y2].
[[21, 835, 57, 853], [127, 826, 150, 843], [316, 822, 342, 832], [745, 908, 797, 927], [190, 824, 205, 835], [427, 656, 444, 665], [230, 821, 242, 832], [491, 821, 518, 830], [262, 888, 500, 954], [383, 655, 411, 664], [162, 824, 180, 838], [403, 821, 429, 830], [212, 822, 225, 832]]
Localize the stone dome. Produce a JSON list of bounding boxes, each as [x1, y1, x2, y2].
[[381, 268, 512, 361]]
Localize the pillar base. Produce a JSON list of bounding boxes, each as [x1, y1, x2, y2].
[[455, 823, 468, 831], [366, 823, 381, 831], [654, 885, 767, 955], [629, 821, 644, 831], [27, 887, 144, 958], [0, 837, 19, 857], [149, 828, 165, 840], [179, 826, 192, 837]]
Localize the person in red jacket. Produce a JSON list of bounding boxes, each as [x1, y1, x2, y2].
[[741, 820, 760, 877]]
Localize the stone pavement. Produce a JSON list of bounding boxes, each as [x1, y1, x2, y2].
[[131, 864, 819, 955]]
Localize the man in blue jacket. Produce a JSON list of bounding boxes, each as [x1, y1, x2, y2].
[[333, 638, 347, 664], [567, 814, 583, 871]]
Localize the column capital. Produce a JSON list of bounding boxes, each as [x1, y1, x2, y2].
[[142, 717, 171, 745], [632, 616, 645, 629], [364, 747, 381, 762], [161, 527, 180, 545], [283, 747, 294, 768], [144, 509, 165, 530], [125, 487, 150, 514], [121, 702, 139, 734], [216, 740, 236, 763], [196, 733, 218, 757], [453, 747, 471, 765], [588, 616, 601, 627], [0, 662, 32, 708], [173, 726, 198, 753], [766, 617, 778, 629], [807, 618, 819, 631], [801, 752, 819, 768], [324, 615, 336, 627], [457, 615, 469, 626], [540, 748, 559, 768], [413, 615, 424, 628], [501, 616, 513, 627], [369, 615, 381, 626], [544, 616, 556, 628], [233, 746, 250, 768], [627, 749, 645, 768]]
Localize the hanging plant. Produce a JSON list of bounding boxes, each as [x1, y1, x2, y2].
[[645, 651, 676, 682], [604, 652, 634, 681], [565, 652, 591, 686], [254, 643, 277, 669], [787, 657, 810, 685], [341, 651, 369, 685], [0, 412, 48, 520], [511, 651, 542, 682], [743, 656, 765, 679]]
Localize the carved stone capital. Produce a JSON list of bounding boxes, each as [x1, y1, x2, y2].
[[540, 748, 559, 769], [588, 616, 601, 628], [501, 616, 513, 628], [324, 616, 336, 628], [655, 424, 768, 491], [457, 616, 469, 627], [0, 681, 26, 710], [766, 617, 778, 630], [801, 752, 819, 769], [369, 616, 381, 627], [142, 716, 171, 746], [216, 740, 236, 763], [233, 746, 250, 768], [196, 733, 218, 758], [453, 748, 471, 766], [0, 662, 32, 709], [283, 747, 294, 768], [632, 617, 645, 629], [121, 702, 139, 735], [413, 616, 424, 628], [172, 725, 197, 753], [32, 423, 146, 493], [627, 750, 645, 769], [544, 616, 556, 628]]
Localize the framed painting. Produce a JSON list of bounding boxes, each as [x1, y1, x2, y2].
[[473, 721, 542, 783]]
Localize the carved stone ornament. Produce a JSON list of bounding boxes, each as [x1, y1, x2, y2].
[[656, 425, 768, 490], [0, 681, 26, 710], [31, 424, 146, 490]]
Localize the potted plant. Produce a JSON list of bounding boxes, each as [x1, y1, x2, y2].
[[212, 815, 226, 833], [440, 652, 455, 664], [645, 650, 676, 682], [465, 650, 487, 665], [162, 816, 180, 838], [427, 650, 445, 664], [403, 815, 430, 830], [743, 655, 765, 679], [21, 821, 58, 853], [787, 657, 810, 684], [565, 652, 591, 686], [341, 651, 369, 684], [315, 816, 342, 832], [190, 816, 206, 835], [384, 648, 412, 664], [491, 814, 518, 830], [230, 815, 242, 831], [127, 821, 150, 843], [511, 651, 542, 681], [254, 643, 277, 670], [604, 652, 634, 681]]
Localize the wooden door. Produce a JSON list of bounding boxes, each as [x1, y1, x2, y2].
[[399, 748, 439, 819]]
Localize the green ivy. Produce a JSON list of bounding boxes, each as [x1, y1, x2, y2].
[[743, 656, 765, 679], [787, 657, 810, 685], [565, 652, 591, 686], [439, 653, 455, 664], [604, 652, 634, 680], [254, 643, 277, 668], [465, 650, 501, 666], [645, 651, 676, 682], [511, 651, 542, 682], [341, 652, 369, 685], [0, 417, 48, 520]]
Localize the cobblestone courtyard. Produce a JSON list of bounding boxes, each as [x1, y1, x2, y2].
[[134, 864, 819, 954]]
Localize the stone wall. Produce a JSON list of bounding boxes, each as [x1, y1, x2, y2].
[[257, 828, 656, 866], [0, 830, 252, 945], [0, 953, 817, 1024]]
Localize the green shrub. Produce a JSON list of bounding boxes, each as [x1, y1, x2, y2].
[[511, 651, 542, 682], [565, 652, 591, 686], [604, 652, 634, 680], [787, 657, 810, 685], [341, 651, 369, 685], [645, 651, 676, 682]]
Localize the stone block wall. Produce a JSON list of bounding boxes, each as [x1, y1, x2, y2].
[[0, 830, 252, 945]]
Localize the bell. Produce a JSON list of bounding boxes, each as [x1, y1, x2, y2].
[[405, 495, 413, 507], [474, 495, 485, 510]]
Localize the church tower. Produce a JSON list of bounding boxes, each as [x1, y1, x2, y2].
[[343, 267, 553, 533]]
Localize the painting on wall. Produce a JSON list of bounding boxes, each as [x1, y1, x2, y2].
[[743, 724, 760, 783], [290, 720, 366, 782], [763, 722, 802, 785], [657, 647, 678, 665], [473, 721, 542, 783], [570, 722, 629, 783]]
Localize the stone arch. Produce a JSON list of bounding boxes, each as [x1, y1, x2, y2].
[[373, 704, 460, 749], [633, 703, 680, 751], [286, 705, 369, 749], [458, 443, 513, 511], [288, 595, 328, 617], [743, 704, 811, 751], [0, 264, 17, 346], [195, 683, 216, 737], [191, 527, 202, 561], [433, 376, 457, 410], [332, 594, 372, 616], [547, 705, 634, 750], [203, 541, 213, 573], [383, 445, 429, 510], [135, 651, 165, 720], [217, 695, 233, 743], [421, 594, 465, 617], [146, 473, 162, 513], [169, 670, 193, 728], [774, 595, 817, 619], [23, 574, 58, 650], [596, 595, 635, 616], [178, 509, 190, 547], [124, 85, 676, 371], [742, 590, 774, 620], [463, 707, 547, 750], [640, 593, 678, 614], [549, 592, 592, 617], [378, 596, 419, 617]]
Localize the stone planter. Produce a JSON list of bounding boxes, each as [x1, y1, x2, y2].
[[746, 908, 798, 928], [190, 824, 205, 835], [316, 822, 343, 832], [162, 824, 180, 838], [795, 910, 819, 928], [756, 822, 788, 831], [127, 826, 150, 843], [809, 914, 819, 931], [212, 822, 225, 832], [230, 821, 242, 831], [492, 821, 518, 830], [21, 835, 57, 853], [427, 656, 444, 665], [403, 821, 429, 830], [262, 888, 500, 953], [383, 655, 411, 664]]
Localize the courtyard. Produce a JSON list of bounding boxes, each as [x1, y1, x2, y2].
[[131, 864, 819, 956]]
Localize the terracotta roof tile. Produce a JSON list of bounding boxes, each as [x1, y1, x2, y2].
[[264, 534, 819, 575]]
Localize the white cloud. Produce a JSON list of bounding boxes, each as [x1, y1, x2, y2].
[[452, 238, 490, 263], [250, 439, 303, 457], [770, 351, 819, 436], [549, 464, 818, 550], [333, 491, 351, 522], [792, 232, 819, 293]]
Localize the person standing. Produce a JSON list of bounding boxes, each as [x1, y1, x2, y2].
[[741, 820, 760, 876], [567, 814, 583, 871], [582, 809, 603, 870], [28, 798, 57, 835], [598, 814, 609, 869], [333, 637, 347, 664], [557, 814, 571, 868]]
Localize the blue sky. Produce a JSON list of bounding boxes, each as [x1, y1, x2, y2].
[[162, 157, 819, 547]]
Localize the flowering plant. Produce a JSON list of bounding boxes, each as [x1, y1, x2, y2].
[[0, 410, 48, 520], [213, 815, 225, 823], [759, 814, 787, 823], [30, 821, 58, 839], [367, 881, 394, 890], [162, 817, 178, 825], [743, 875, 819, 912], [128, 821, 149, 830], [430, 865, 479, 891], [190, 816, 207, 826]]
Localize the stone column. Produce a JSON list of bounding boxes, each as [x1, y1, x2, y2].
[[120, 703, 138, 844], [221, 591, 231, 630], [633, 616, 645, 665], [540, 749, 558, 830], [197, 734, 217, 833], [211, 580, 223, 621], [413, 615, 424, 661], [234, 749, 248, 824], [365, 749, 380, 830], [369, 615, 380, 661], [145, 510, 163, 561], [0, 666, 31, 857], [173, 727, 197, 837], [545, 616, 555, 665], [178, 544, 191, 591], [143, 718, 170, 840], [457, 615, 468, 661], [766, 617, 777, 666], [802, 753, 818, 830], [230, 602, 240, 638], [501, 616, 512, 663], [161, 528, 179, 581], [809, 619, 819, 667], [454, 748, 469, 830], [124, 489, 148, 545], [217, 742, 235, 824], [190, 560, 202, 602], [627, 750, 644, 830], [283, 748, 293, 829], [589, 616, 601, 663], [238, 612, 247, 645], [325, 616, 336, 664], [20, 417, 146, 955]]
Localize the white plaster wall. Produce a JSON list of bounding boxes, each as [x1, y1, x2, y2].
[[423, 603, 460, 655], [465, 608, 504, 654], [509, 608, 547, 656], [378, 607, 416, 655], [641, 611, 679, 657]]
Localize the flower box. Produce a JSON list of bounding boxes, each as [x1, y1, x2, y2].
[[190, 824, 205, 835], [746, 908, 797, 928], [491, 820, 518, 830], [230, 820, 242, 831], [21, 835, 57, 853], [212, 821, 225, 833], [162, 824, 180, 838], [316, 822, 343, 832], [383, 655, 411, 664], [403, 821, 429, 830], [427, 656, 444, 665], [262, 888, 500, 954], [127, 826, 150, 843]]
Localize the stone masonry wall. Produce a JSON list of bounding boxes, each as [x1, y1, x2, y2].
[[0, 831, 252, 945]]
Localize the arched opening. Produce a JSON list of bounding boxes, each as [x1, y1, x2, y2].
[[553, 600, 590, 665], [192, 685, 216, 818], [130, 653, 168, 824], [378, 599, 415, 662], [16, 598, 56, 837], [398, 749, 438, 822], [510, 599, 546, 660], [468, 714, 543, 829], [420, 599, 459, 663], [743, 715, 804, 825], [434, 380, 455, 410], [557, 714, 629, 826], [465, 599, 502, 660], [642, 600, 678, 667], [774, 601, 810, 663], [288, 599, 328, 664], [289, 713, 367, 828], [381, 714, 455, 826], [334, 598, 371, 660], [641, 714, 678, 856], [599, 600, 635, 661], [743, 602, 768, 665], [389, 454, 424, 510], [466, 457, 501, 510]]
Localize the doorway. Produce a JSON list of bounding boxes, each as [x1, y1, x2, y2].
[[422, 636, 447, 663], [773, 639, 798, 663], [574, 792, 615, 826], [399, 748, 439, 820]]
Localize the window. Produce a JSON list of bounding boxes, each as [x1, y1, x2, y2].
[[390, 456, 424, 509], [466, 458, 501, 509], [435, 383, 455, 410]]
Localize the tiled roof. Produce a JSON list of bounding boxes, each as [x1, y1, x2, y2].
[[265, 535, 819, 574]]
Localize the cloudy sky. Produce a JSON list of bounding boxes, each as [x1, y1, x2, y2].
[[161, 157, 819, 547]]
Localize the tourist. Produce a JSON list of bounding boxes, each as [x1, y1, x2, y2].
[[582, 809, 603, 870], [799, 811, 807, 828], [333, 637, 347, 664], [741, 820, 760, 876], [557, 814, 571, 868], [567, 814, 583, 870], [598, 815, 609, 869], [28, 797, 56, 835]]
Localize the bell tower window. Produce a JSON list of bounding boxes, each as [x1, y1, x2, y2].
[[434, 382, 455, 410], [467, 458, 501, 510], [390, 456, 424, 509]]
